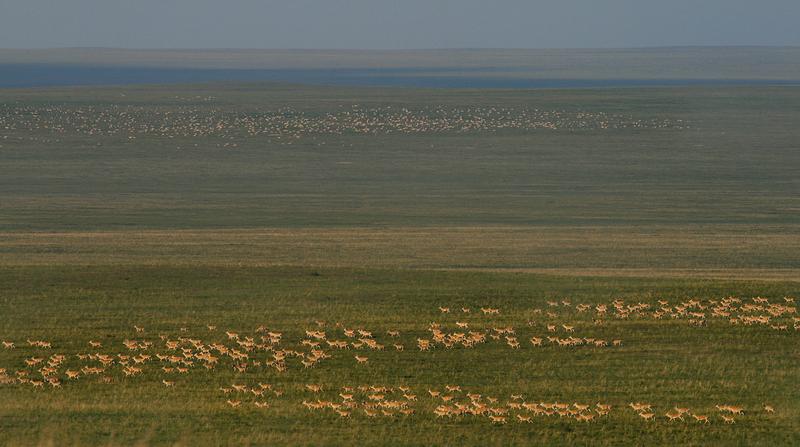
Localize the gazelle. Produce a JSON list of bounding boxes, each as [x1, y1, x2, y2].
[[576, 413, 595, 422], [728, 405, 745, 415], [692, 414, 710, 424], [717, 404, 744, 415], [665, 411, 684, 422], [489, 415, 507, 424], [721, 415, 736, 424], [629, 402, 652, 412], [674, 406, 690, 415]]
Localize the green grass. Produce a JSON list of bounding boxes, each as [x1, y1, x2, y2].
[[0, 266, 798, 446], [1, 82, 799, 445], [1, 85, 798, 231], [1, 227, 799, 280], [3, 84, 799, 278]]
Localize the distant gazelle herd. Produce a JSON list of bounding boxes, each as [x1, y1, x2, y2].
[[1, 296, 795, 426]]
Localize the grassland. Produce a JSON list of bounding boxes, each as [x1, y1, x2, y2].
[[0, 82, 798, 446], [2, 227, 799, 281], [2, 85, 798, 229], [1, 266, 798, 446]]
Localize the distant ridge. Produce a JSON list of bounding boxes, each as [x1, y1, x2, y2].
[[1, 47, 799, 80]]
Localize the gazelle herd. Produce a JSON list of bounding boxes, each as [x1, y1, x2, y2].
[[0, 295, 794, 428], [1, 104, 688, 149], [213, 379, 772, 425]]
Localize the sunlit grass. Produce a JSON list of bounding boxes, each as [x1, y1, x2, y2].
[[0, 266, 797, 446]]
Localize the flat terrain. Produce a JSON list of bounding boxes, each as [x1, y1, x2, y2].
[[0, 266, 798, 446], [2, 227, 799, 281], [1, 85, 798, 230], [1, 83, 798, 273], [0, 81, 798, 445]]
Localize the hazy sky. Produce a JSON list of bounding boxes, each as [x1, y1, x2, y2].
[[1, 0, 799, 49]]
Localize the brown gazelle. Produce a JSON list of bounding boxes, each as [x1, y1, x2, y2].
[[692, 414, 710, 424], [721, 415, 736, 424]]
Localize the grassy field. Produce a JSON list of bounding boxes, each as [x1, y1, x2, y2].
[[0, 82, 799, 445], [0, 266, 798, 446], [1, 84, 798, 231]]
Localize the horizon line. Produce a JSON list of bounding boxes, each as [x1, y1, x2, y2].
[[2, 45, 800, 52]]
